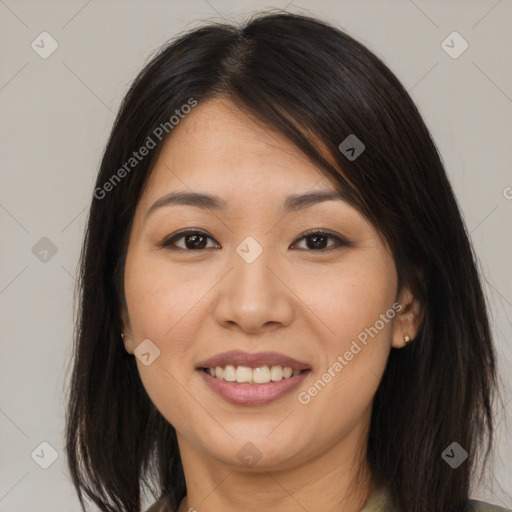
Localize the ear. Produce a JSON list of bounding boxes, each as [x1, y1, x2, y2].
[[392, 285, 423, 349], [120, 307, 134, 354]]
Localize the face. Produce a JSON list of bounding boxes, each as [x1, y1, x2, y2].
[[121, 96, 419, 475]]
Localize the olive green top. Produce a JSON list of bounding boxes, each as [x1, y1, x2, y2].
[[146, 487, 512, 512], [146, 488, 512, 512], [360, 487, 511, 512]]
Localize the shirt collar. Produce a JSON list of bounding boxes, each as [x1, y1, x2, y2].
[[360, 486, 392, 512]]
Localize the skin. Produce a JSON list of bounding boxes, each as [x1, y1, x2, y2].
[[121, 96, 422, 512]]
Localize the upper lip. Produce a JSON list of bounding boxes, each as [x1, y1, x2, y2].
[[196, 351, 311, 371]]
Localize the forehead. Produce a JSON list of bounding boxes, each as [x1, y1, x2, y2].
[[142, 97, 338, 203]]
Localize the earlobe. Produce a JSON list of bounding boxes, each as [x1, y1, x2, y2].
[[120, 309, 134, 354], [392, 286, 423, 349], [121, 331, 136, 354]]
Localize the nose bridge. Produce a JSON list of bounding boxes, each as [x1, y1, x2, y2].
[[214, 235, 294, 331], [232, 235, 277, 299]]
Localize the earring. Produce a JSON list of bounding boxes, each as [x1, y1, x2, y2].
[[121, 332, 125, 340], [404, 335, 412, 344]]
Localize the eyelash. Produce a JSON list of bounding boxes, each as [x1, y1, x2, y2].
[[159, 228, 351, 253]]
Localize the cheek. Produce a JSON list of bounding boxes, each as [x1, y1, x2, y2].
[[293, 250, 397, 412], [136, 357, 205, 439], [124, 250, 211, 341], [123, 252, 209, 411], [124, 252, 210, 428], [295, 248, 398, 348]]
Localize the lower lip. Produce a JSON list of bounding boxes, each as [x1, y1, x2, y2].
[[197, 369, 311, 406]]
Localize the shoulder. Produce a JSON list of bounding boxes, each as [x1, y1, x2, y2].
[[361, 486, 512, 512], [146, 492, 511, 512], [467, 499, 512, 512]]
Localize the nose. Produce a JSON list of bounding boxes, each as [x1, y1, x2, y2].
[[213, 244, 295, 334]]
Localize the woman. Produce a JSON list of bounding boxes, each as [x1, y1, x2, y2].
[[64, 11, 510, 512]]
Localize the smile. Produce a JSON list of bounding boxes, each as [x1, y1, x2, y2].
[[196, 350, 312, 406], [202, 364, 307, 384]]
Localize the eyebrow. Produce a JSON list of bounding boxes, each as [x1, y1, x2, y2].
[[145, 190, 345, 222]]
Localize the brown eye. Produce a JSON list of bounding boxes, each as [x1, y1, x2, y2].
[[291, 229, 351, 252], [161, 229, 351, 252], [161, 230, 219, 251]]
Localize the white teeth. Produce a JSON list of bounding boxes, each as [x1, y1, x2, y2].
[[253, 366, 270, 383], [206, 364, 303, 384], [223, 365, 236, 382], [235, 366, 253, 383], [270, 365, 283, 381]]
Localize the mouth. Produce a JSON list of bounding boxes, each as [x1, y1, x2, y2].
[[196, 350, 311, 383], [200, 365, 307, 384], [196, 351, 311, 406]]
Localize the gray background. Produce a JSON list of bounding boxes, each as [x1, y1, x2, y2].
[[0, 0, 511, 510]]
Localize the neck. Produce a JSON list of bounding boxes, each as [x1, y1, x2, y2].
[[176, 426, 373, 512]]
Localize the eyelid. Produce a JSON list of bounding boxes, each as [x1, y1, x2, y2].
[[161, 228, 219, 250], [291, 228, 351, 251], [160, 228, 351, 252]]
